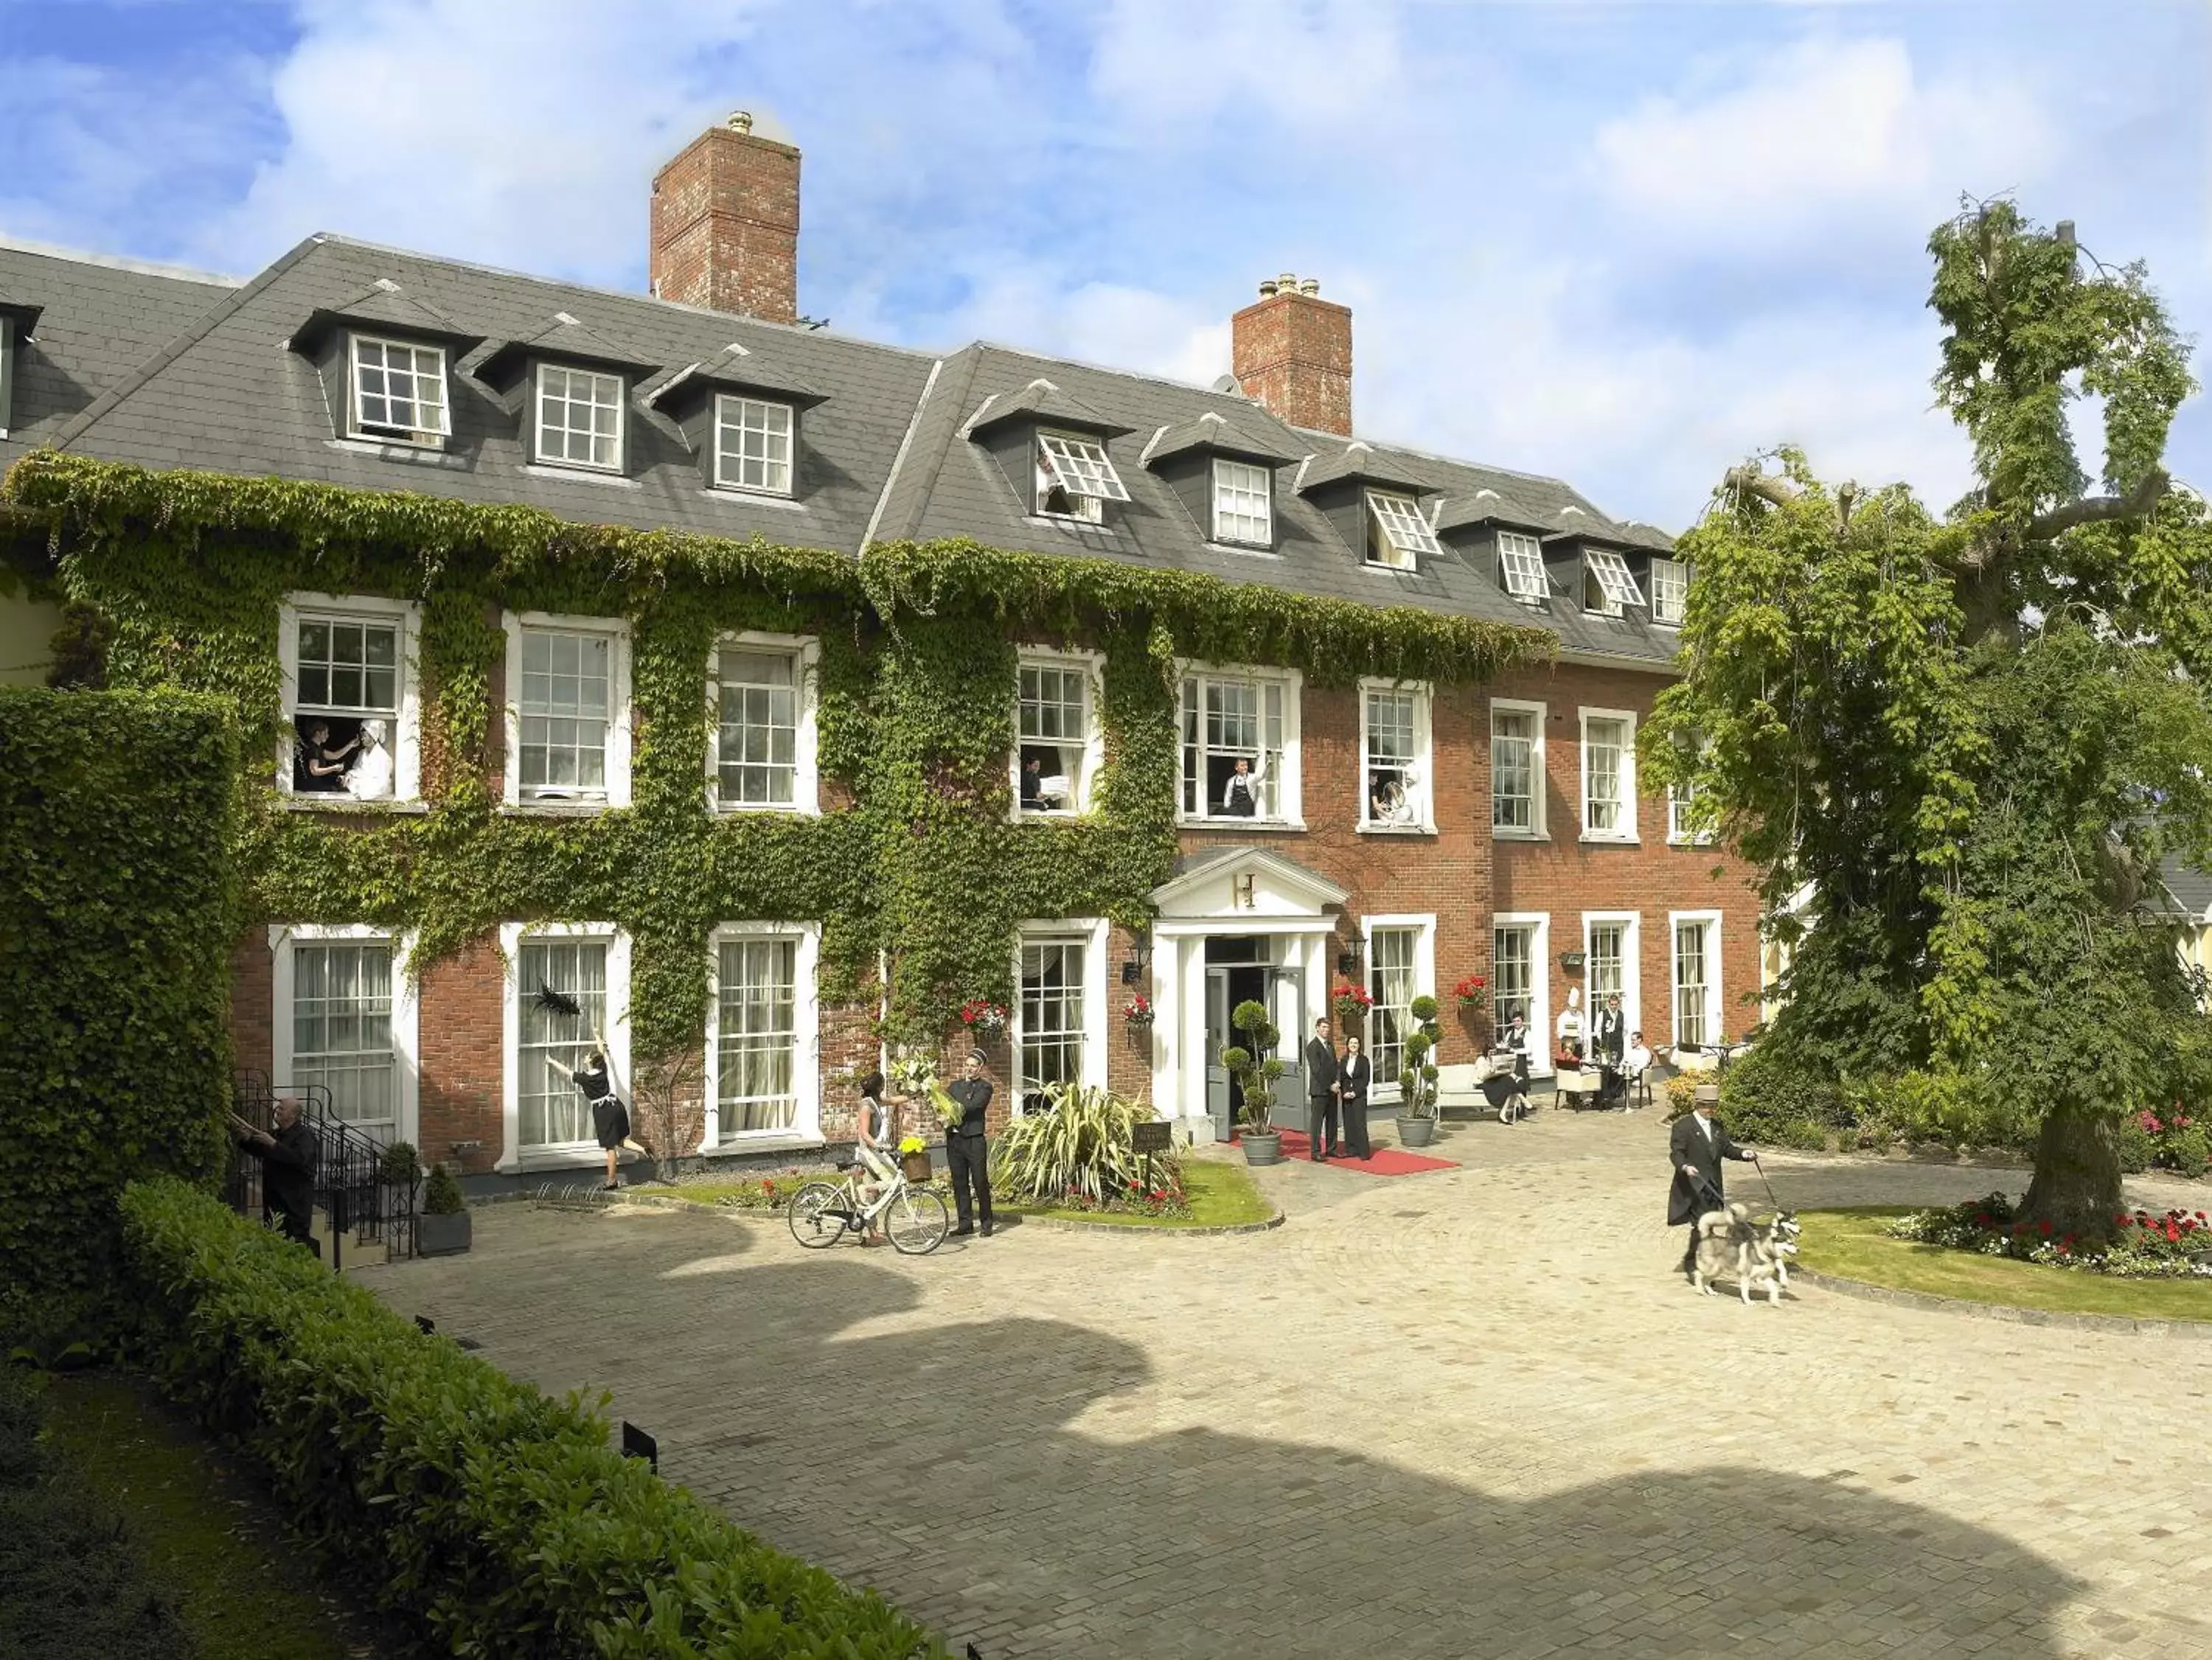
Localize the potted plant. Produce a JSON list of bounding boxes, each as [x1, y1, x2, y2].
[[1394, 994, 1443, 1148], [1224, 998, 1285, 1165], [1451, 974, 1487, 1014], [1329, 980, 1374, 1030], [1122, 993, 1155, 1029], [897, 1133, 932, 1184], [418, 1162, 471, 1256], [957, 1000, 1009, 1040]]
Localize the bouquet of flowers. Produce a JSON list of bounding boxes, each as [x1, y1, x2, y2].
[[930, 1080, 965, 1129], [958, 1000, 1008, 1037], [1123, 993, 1155, 1027], [1452, 973, 1488, 1010], [886, 1053, 939, 1097]]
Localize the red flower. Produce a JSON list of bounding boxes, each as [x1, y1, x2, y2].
[[2118, 1216, 2134, 1228], [1974, 1214, 1992, 1227], [2036, 1220, 2052, 1236]]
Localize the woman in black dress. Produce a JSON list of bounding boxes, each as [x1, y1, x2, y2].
[[1338, 1033, 1373, 1159], [570, 1050, 628, 1190]]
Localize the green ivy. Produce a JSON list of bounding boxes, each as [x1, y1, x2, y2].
[[0, 686, 240, 1325], [6, 451, 1551, 1060]]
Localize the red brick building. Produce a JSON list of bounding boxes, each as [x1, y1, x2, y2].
[[1, 114, 1758, 1182]]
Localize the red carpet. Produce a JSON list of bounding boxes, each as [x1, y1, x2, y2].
[[1268, 1129, 1458, 1176]]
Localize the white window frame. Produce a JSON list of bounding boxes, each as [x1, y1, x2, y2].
[[348, 333, 449, 444], [1175, 660, 1304, 829], [501, 611, 633, 810], [1580, 910, 1641, 1048], [1585, 548, 1645, 615], [1492, 912, 1553, 1078], [712, 394, 796, 497], [1649, 556, 1688, 627], [709, 630, 820, 815], [703, 921, 823, 1150], [1357, 677, 1434, 834], [1034, 430, 1130, 518], [1011, 917, 1110, 1114], [277, 592, 423, 803], [268, 923, 419, 1148], [1491, 697, 1548, 840], [1360, 913, 1436, 1104], [1497, 530, 1549, 602], [498, 921, 630, 1172], [1668, 781, 1716, 846], [1211, 457, 1273, 546], [1579, 706, 1639, 843], [1011, 646, 1106, 820], [1365, 489, 1441, 568], [1669, 910, 1724, 1053], [533, 361, 625, 473]]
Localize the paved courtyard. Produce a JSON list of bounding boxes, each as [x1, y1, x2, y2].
[[356, 1112, 2212, 1659]]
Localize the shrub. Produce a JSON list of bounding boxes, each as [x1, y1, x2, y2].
[[0, 1369, 193, 1659], [1892, 1193, 2212, 1276], [119, 1177, 946, 1659], [0, 688, 238, 1328], [1715, 1044, 1837, 1150], [990, 1084, 1182, 1207], [1228, 1000, 1281, 1134], [421, 1163, 465, 1216]]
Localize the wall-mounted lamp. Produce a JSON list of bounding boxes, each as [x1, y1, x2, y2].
[[1336, 935, 1365, 978], [1120, 929, 1153, 985]]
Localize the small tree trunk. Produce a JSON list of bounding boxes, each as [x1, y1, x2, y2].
[[2020, 1097, 2122, 1240]]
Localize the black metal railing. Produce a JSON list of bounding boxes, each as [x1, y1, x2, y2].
[[228, 1073, 420, 1268]]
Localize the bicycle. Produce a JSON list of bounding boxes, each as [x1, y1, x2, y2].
[[787, 1160, 951, 1255]]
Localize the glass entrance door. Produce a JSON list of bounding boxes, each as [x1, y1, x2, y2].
[[1264, 966, 1305, 1130], [1205, 967, 1233, 1140]]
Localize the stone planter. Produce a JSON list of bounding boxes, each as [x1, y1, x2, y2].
[[1395, 1115, 1436, 1148], [419, 1208, 472, 1256], [1241, 1131, 1283, 1167]]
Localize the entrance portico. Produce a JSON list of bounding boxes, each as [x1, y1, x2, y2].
[[1147, 846, 1348, 1144]]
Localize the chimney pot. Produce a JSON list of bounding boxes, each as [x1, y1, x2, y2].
[[1233, 273, 1352, 436], [650, 114, 800, 324], [2056, 219, 2076, 246]]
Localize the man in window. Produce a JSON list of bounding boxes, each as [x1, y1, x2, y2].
[[1220, 754, 1263, 817]]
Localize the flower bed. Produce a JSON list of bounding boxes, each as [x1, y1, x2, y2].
[[1890, 1193, 2212, 1277], [1048, 1171, 1191, 1220]]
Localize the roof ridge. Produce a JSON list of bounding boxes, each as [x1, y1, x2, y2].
[[0, 234, 243, 288], [874, 348, 981, 545], [50, 235, 326, 453], [862, 356, 945, 551]]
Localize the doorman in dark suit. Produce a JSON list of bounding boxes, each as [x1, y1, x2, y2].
[[232, 1095, 321, 1255], [1304, 1016, 1340, 1161], [1667, 1088, 1754, 1276], [945, 1049, 995, 1238], [1593, 992, 1627, 1109]]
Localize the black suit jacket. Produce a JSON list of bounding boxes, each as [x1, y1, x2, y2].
[[1338, 1053, 1371, 1108], [1304, 1038, 1339, 1101], [1592, 1008, 1626, 1063], [945, 1077, 992, 1140], [1667, 1110, 1747, 1224], [251, 1119, 319, 1215]]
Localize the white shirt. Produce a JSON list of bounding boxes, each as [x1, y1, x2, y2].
[[1624, 1043, 1653, 1075], [1694, 1112, 1716, 1143]]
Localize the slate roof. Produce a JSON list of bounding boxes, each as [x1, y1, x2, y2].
[[2, 231, 1688, 669], [2155, 854, 2212, 921]]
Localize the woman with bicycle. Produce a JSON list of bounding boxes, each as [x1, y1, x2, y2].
[[852, 1071, 901, 1246]]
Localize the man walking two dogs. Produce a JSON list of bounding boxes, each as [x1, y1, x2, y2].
[[1666, 1084, 1755, 1276]]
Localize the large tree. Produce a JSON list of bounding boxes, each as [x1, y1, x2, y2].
[[1647, 200, 2212, 1236]]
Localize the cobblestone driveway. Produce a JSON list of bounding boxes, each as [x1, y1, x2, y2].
[[356, 1113, 2212, 1659]]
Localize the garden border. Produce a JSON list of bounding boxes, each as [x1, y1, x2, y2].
[[1002, 1207, 1285, 1238], [484, 1187, 1291, 1237], [1793, 1266, 2212, 1339]]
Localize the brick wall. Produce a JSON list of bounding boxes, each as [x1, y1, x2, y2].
[[649, 119, 800, 324], [1231, 284, 1353, 437], [417, 935, 504, 1173], [229, 930, 273, 1084]]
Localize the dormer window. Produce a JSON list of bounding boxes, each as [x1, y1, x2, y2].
[[534, 363, 623, 471], [1584, 548, 1645, 617], [1498, 531, 1549, 601], [1649, 556, 1688, 625], [714, 395, 795, 496], [350, 335, 448, 445], [1035, 430, 1128, 523], [1211, 458, 1273, 546], [1366, 491, 1441, 569]]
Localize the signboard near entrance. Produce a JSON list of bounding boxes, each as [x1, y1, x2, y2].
[[1132, 1121, 1172, 1155]]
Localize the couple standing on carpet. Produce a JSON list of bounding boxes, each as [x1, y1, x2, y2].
[[1301, 1015, 1374, 1162]]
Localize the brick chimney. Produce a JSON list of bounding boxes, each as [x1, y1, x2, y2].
[[1231, 273, 1352, 437], [650, 111, 799, 324]]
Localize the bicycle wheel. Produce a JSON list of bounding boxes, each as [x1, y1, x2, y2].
[[787, 1182, 851, 1249], [881, 1185, 951, 1255]]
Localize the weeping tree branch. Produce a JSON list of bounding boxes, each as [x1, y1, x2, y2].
[[2025, 466, 2168, 542], [1722, 465, 1863, 532]]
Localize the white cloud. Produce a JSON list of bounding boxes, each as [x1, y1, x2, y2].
[[1088, 0, 1407, 134], [1591, 38, 2055, 246]]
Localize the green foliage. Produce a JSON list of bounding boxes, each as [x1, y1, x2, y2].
[[0, 688, 237, 1328], [1227, 1000, 1280, 1131], [1714, 1044, 1844, 1150], [45, 600, 114, 690], [1646, 200, 2212, 1223], [420, 1163, 464, 1216], [6, 451, 1545, 1062], [1891, 1193, 2212, 1278], [988, 1084, 1180, 1205], [0, 1370, 195, 1660], [118, 1176, 947, 1659]]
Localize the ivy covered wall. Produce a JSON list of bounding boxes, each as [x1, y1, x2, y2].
[[4, 451, 1551, 1070]]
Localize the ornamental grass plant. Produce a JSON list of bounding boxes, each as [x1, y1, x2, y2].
[[989, 1083, 1183, 1210]]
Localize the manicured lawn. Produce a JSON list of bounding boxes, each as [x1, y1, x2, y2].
[[1005, 1158, 1276, 1230], [1801, 1207, 2212, 1322], [41, 1373, 392, 1659]]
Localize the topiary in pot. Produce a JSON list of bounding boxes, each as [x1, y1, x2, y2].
[[1227, 1000, 1285, 1164], [418, 1162, 471, 1256], [1395, 997, 1444, 1145]]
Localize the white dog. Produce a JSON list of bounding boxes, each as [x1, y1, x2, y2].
[[1691, 1202, 1801, 1304]]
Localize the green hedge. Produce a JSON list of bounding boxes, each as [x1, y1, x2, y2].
[[119, 1176, 944, 1659], [0, 688, 237, 1325]]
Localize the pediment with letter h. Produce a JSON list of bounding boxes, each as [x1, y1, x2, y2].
[[1150, 845, 1349, 921]]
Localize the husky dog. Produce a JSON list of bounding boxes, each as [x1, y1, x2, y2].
[[1692, 1203, 1801, 1304]]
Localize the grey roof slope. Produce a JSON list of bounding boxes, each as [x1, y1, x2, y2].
[[7, 231, 1683, 667], [0, 240, 237, 466], [2156, 853, 2212, 921]]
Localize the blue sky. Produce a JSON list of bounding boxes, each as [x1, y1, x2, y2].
[[2, 0, 2206, 529]]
